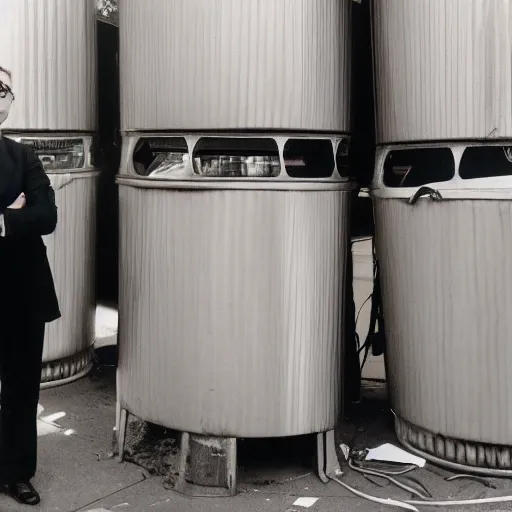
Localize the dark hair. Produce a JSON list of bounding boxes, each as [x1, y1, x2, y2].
[[0, 66, 12, 79]]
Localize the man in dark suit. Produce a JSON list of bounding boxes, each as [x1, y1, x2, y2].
[[0, 66, 60, 506]]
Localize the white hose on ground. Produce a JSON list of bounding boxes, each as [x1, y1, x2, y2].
[[329, 473, 512, 509], [406, 496, 512, 507], [328, 475, 419, 511]]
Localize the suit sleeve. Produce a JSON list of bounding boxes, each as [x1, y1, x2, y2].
[[3, 148, 57, 238]]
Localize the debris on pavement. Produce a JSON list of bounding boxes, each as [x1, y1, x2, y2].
[[293, 496, 319, 508], [364, 443, 426, 467], [123, 418, 179, 484], [334, 440, 512, 510], [339, 443, 350, 461]]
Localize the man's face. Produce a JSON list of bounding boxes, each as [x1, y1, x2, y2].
[[0, 70, 14, 125]]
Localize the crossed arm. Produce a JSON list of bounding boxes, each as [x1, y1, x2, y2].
[[3, 149, 57, 238]]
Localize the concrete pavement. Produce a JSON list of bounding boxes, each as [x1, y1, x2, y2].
[[0, 307, 508, 511], [0, 371, 506, 511]]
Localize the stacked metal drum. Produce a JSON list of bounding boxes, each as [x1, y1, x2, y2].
[[116, 0, 353, 491], [0, 0, 98, 387], [372, 0, 512, 474]]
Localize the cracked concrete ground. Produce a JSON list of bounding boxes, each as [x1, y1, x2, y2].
[[0, 307, 509, 511], [0, 372, 506, 512]]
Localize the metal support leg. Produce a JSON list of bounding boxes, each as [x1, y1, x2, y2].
[[116, 408, 128, 463], [174, 432, 191, 493], [225, 437, 237, 495], [115, 370, 121, 432], [317, 430, 341, 483], [175, 432, 237, 497]]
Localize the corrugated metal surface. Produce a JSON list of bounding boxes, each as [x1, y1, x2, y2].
[[119, 0, 351, 132], [43, 173, 97, 363], [372, 0, 512, 143], [0, 0, 97, 131], [396, 416, 512, 472], [375, 197, 512, 445], [118, 185, 349, 437]]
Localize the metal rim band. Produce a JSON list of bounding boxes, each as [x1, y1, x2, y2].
[[40, 347, 94, 389], [395, 416, 512, 476], [117, 175, 355, 192]]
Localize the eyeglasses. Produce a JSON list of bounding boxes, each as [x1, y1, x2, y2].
[[0, 81, 14, 101]]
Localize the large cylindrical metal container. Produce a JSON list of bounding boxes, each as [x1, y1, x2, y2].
[[372, 0, 512, 144], [0, 0, 96, 131], [117, 0, 352, 440], [116, 7, 354, 486], [373, 142, 512, 474], [119, 0, 351, 132], [0, 0, 98, 387], [118, 134, 350, 437]]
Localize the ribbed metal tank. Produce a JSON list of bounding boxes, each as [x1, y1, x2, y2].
[[373, 142, 512, 474], [372, 0, 512, 144], [119, 0, 351, 132], [0, 0, 96, 131], [117, 133, 351, 437], [42, 169, 97, 386], [117, 0, 352, 445], [0, 0, 98, 387]]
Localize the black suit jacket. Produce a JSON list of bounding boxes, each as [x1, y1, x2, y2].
[[0, 136, 60, 323]]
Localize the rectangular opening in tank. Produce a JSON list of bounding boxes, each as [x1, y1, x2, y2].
[[284, 139, 334, 178], [459, 146, 512, 179], [19, 138, 86, 171], [336, 139, 350, 177], [192, 137, 280, 178], [133, 137, 189, 177], [383, 148, 454, 187]]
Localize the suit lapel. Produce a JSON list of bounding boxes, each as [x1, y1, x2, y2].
[[0, 136, 18, 211], [0, 137, 16, 198]]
